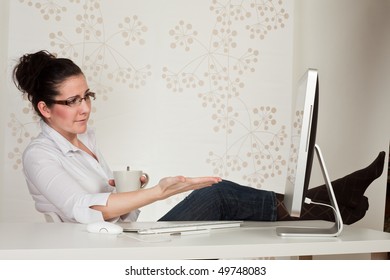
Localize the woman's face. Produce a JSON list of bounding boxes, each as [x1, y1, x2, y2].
[[43, 74, 92, 142]]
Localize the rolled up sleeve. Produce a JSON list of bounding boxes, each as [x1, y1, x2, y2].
[[72, 192, 112, 223]]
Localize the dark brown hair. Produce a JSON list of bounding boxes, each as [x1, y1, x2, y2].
[[13, 50, 83, 117]]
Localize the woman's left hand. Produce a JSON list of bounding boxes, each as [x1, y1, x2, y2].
[[108, 175, 148, 188]]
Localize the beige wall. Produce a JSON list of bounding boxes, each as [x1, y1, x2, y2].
[[293, 0, 390, 230], [0, 0, 10, 221]]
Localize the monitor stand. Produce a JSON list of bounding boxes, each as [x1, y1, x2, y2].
[[276, 144, 344, 237]]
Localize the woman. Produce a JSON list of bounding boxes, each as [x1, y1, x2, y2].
[[12, 50, 385, 224]]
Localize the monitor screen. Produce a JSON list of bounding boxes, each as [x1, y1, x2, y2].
[[283, 69, 319, 217]]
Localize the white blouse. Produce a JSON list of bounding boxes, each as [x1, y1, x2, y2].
[[22, 120, 139, 223]]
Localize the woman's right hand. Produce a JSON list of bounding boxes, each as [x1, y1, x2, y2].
[[154, 176, 222, 200]]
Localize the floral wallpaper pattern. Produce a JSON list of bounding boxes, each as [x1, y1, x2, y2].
[[8, 0, 291, 190], [163, 1, 290, 187]]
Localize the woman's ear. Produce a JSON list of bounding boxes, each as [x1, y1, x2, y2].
[[37, 101, 51, 119]]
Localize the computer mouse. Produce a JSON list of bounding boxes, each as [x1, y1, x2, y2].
[[87, 221, 123, 235]]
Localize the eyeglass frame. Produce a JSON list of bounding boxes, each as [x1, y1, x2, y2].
[[50, 91, 96, 107]]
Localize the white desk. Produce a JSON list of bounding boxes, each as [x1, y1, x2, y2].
[[1, 221, 390, 259]]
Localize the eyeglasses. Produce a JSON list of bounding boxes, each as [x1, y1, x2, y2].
[[51, 91, 96, 107]]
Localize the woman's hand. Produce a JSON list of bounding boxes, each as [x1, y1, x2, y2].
[[154, 176, 222, 200], [108, 174, 148, 188], [140, 173, 149, 187]]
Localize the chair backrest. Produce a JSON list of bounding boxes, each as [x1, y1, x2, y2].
[[43, 212, 63, 223]]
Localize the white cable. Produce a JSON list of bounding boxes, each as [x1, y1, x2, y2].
[[304, 197, 342, 228]]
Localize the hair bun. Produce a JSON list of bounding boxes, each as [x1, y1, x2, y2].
[[13, 50, 56, 95]]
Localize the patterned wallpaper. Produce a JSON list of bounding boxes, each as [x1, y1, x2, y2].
[[5, 0, 293, 221]]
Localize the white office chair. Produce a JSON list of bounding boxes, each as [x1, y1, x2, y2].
[[43, 212, 63, 223]]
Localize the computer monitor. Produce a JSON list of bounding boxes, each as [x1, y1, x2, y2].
[[276, 69, 343, 237], [283, 69, 318, 218]]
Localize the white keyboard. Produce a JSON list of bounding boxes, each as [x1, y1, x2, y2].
[[122, 221, 242, 235]]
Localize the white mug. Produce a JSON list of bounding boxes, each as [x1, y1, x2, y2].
[[113, 170, 149, 193]]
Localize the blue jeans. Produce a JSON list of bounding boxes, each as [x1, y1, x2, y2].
[[158, 180, 278, 221]]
